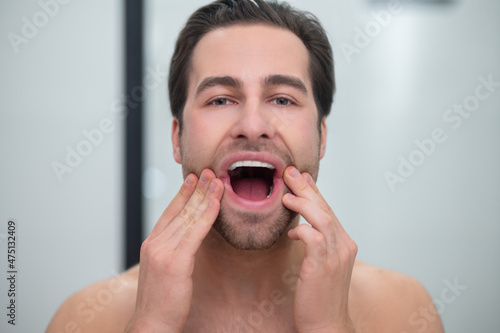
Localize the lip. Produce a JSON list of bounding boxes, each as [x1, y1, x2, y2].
[[216, 152, 287, 212]]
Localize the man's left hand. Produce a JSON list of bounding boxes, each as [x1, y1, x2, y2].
[[283, 166, 358, 333]]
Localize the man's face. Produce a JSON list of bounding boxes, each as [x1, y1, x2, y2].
[[172, 24, 327, 250]]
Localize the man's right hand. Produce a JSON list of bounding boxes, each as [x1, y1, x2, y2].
[[125, 169, 224, 333]]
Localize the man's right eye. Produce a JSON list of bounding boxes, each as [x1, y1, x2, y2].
[[209, 98, 235, 106]]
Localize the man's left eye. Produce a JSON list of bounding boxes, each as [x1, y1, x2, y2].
[[271, 97, 291, 106]]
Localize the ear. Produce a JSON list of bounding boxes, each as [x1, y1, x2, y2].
[[319, 117, 327, 160], [171, 118, 182, 164]]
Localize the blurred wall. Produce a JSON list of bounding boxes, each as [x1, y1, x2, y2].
[[0, 0, 123, 331], [0, 0, 497, 331], [143, 0, 500, 332]]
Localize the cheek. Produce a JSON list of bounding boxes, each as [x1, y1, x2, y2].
[[284, 119, 320, 156], [181, 113, 228, 159]]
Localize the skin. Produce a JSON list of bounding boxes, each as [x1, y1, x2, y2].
[[46, 25, 445, 333]]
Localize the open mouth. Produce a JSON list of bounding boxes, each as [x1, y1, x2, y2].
[[228, 161, 275, 201]]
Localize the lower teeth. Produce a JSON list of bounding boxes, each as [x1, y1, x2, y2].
[[267, 185, 273, 198]]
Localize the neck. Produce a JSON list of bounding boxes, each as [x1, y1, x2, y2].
[[192, 218, 304, 305]]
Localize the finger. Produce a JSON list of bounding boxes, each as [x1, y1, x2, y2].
[[148, 173, 198, 240], [178, 179, 224, 256], [283, 166, 318, 202], [284, 167, 348, 240], [288, 224, 329, 277], [157, 169, 218, 242], [177, 174, 222, 231], [302, 172, 325, 201], [149, 169, 216, 241], [139, 177, 223, 279], [289, 222, 356, 274], [167, 177, 224, 256], [302, 172, 349, 237], [283, 192, 338, 245]]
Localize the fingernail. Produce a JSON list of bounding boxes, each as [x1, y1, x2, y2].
[[200, 172, 209, 183], [185, 175, 194, 186], [289, 167, 299, 178], [305, 174, 314, 184], [209, 181, 217, 192]]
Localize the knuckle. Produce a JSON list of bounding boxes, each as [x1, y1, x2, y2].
[[145, 246, 178, 272], [299, 181, 309, 192], [320, 202, 334, 215], [312, 245, 328, 263], [140, 238, 162, 261], [348, 239, 358, 256], [178, 207, 190, 221], [200, 200, 219, 221], [194, 186, 206, 199], [302, 256, 319, 275], [148, 250, 165, 268], [185, 213, 197, 228], [295, 224, 310, 237], [313, 233, 325, 244], [140, 238, 152, 257], [337, 244, 354, 264], [315, 214, 331, 229], [141, 243, 163, 266], [178, 183, 192, 198]]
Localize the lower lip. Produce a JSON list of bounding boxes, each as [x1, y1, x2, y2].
[[222, 177, 285, 212]]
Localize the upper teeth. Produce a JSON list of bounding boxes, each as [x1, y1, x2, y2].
[[228, 160, 275, 171]]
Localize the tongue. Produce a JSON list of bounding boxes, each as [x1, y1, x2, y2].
[[232, 178, 270, 201]]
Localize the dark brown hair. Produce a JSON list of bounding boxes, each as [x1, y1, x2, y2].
[[168, 0, 335, 131]]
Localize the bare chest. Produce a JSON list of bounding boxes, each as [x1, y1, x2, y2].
[[182, 305, 298, 333]]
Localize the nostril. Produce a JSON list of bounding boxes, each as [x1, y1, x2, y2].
[[236, 133, 270, 140], [230, 108, 276, 140]]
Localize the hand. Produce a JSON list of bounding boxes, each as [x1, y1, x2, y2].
[[282, 166, 358, 333], [125, 169, 224, 333]]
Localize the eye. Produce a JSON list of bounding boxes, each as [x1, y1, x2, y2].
[[270, 97, 294, 106], [209, 98, 235, 106]]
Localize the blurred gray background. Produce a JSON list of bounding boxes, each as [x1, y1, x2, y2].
[[1, 0, 499, 332]]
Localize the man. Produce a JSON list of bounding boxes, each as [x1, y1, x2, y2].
[[47, 0, 444, 332]]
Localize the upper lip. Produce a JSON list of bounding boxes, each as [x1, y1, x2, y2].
[[216, 152, 286, 180]]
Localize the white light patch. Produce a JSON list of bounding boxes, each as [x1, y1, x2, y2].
[[143, 167, 167, 199]]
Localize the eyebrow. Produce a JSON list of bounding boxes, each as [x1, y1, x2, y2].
[[195, 76, 241, 97], [263, 75, 308, 94], [194, 74, 308, 97]]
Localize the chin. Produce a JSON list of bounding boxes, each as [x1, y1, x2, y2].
[[212, 204, 298, 251]]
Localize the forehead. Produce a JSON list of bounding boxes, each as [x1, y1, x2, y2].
[[189, 24, 312, 92]]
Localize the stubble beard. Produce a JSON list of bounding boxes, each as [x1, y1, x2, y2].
[[180, 139, 320, 251], [212, 202, 299, 251]]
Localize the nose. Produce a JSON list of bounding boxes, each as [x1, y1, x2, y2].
[[230, 101, 276, 141]]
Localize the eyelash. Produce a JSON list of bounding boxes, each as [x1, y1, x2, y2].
[[269, 96, 295, 106], [208, 97, 235, 106], [206, 96, 297, 107]]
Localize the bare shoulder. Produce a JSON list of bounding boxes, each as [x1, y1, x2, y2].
[[46, 265, 140, 333], [349, 260, 444, 333]]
